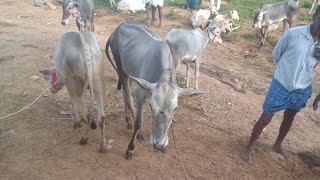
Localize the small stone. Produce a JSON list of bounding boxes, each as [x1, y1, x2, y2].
[[227, 102, 232, 105], [43, 94, 49, 97], [106, 144, 112, 150], [108, 139, 114, 144], [98, 32, 104, 35], [30, 75, 41, 80], [233, 78, 239, 83]]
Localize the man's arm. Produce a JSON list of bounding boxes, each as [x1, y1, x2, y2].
[[313, 93, 320, 111], [273, 31, 290, 65]]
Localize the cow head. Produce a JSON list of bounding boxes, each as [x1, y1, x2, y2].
[[130, 69, 206, 152], [207, 25, 223, 44], [39, 65, 64, 93], [252, 10, 268, 28], [61, 0, 79, 25], [229, 9, 240, 21]]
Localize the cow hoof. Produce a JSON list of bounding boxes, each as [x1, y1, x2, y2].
[[80, 137, 88, 145], [125, 150, 133, 160], [127, 123, 133, 130], [99, 147, 108, 153], [91, 121, 97, 129], [136, 132, 145, 141], [74, 122, 82, 129]]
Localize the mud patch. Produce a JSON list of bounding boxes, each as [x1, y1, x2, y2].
[[0, 55, 14, 63], [22, 44, 38, 48], [0, 21, 17, 27], [299, 151, 320, 175]]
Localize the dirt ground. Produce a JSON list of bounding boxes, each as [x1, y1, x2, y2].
[[1, 0, 320, 179]]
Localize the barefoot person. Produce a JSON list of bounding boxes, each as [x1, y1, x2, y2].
[[240, 6, 320, 162], [145, 0, 163, 27]]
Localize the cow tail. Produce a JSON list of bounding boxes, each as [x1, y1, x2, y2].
[[83, 46, 95, 118], [105, 36, 122, 90]]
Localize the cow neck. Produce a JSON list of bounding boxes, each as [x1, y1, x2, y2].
[[202, 28, 210, 49]]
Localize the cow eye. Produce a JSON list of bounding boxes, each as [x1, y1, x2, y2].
[[160, 111, 164, 114]]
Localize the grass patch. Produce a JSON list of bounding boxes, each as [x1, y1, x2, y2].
[[164, 0, 186, 7], [134, 18, 149, 25], [301, 0, 312, 8], [298, 12, 312, 22], [242, 32, 258, 41], [165, 10, 182, 20]]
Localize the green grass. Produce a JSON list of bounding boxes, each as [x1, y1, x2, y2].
[[94, 0, 314, 22], [165, 10, 182, 20]]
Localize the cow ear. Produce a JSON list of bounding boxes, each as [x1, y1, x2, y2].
[[129, 75, 156, 93], [39, 69, 53, 76], [178, 87, 208, 96], [262, 10, 268, 15]]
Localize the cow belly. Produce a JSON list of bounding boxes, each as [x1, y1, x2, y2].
[[269, 17, 286, 24]]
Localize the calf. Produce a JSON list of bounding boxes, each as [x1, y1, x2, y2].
[[190, 6, 217, 29], [164, 25, 222, 89], [61, 0, 95, 31], [252, 0, 299, 46], [40, 31, 107, 152], [117, 0, 146, 13], [105, 23, 206, 160], [210, 9, 240, 33]]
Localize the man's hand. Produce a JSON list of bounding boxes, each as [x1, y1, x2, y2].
[[313, 93, 320, 111]]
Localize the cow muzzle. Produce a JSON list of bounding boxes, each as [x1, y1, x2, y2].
[[153, 144, 166, 153], [61, 21, 66, 25]]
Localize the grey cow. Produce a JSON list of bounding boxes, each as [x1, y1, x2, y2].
[[40, 31, 107, 152], [61, 0, 95, 31], [164, 26, 222, 89], [253, 0, 299, 46], [105, 23, 206, 160]]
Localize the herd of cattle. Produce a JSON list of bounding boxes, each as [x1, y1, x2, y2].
[[38, 0, 320, 160]]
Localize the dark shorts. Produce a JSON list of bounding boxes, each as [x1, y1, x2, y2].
[[262, 79, 312, 114]]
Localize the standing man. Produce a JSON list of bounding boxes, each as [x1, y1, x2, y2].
[[33, 0, 47, 7], [240, 6, 320, 162], [210, 0, 221, 14], [145, 0, 163, 27]]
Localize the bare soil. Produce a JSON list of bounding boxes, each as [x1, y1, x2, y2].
[[1, 0, 320, 179]]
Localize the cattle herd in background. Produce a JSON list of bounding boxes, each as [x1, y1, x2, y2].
[[39, 0, 316, 159]]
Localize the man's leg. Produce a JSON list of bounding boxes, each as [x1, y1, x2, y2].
[[151, 5, 156, 25], [42, 0, 47, 5], [272, 109, 297, 157], [216, 0, 221, 11], [33, 0, 39, 7], [146, 2, 150, 20], [240, 113, 274, 162], [158, 5, 162, 27]]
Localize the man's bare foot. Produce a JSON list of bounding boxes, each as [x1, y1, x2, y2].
[[272, 144, 287, 158], [240, 147, 251, 162]]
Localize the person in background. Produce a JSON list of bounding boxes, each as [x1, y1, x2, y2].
[[145, 0, 163, 27], [210, 0, 221, 14], [240, 6, 320, 162], [33, 0, 47, 7]]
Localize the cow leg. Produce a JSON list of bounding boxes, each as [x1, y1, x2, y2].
[[151, 5, 156, 25], [195, 58, 201, 89], [125, 88, 145, 160], [79, 95, 89, 145], [65, 83, 81, 128], [282, 19, 289, 32], [120, 73, 135, 130], [76, 19, 81, 31], [146, 2, 150, 20], [95, 89, 107, 152], [186, 61, 191, 88]]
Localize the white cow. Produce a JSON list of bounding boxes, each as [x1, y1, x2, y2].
[[117, 0, 146, 13], [40, 31, 108, 153]]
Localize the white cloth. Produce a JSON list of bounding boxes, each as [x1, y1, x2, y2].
[[145, 0, 163, 7]]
